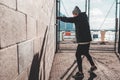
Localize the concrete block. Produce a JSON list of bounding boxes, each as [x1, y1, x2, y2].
[[0, 5, 26, 48], [17, 0, 43, 19], [0, 27, 1, 49], [0, 0, 16, 9], [37, 18, 47, 37], [27, 65, 31, 77], [44, 27, 55, 80], [27, 16, 36, 40], [18, 40, 33, 73], [39, 61, 44, 80], [33, 38, 42, 55], [27, 53, 41, 80], [16, 70, 28, 80], [0, 45, 18, 80]]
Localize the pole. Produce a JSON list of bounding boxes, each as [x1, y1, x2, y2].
[[115, 0, 118, 52], [118, 1, 120, 53], [58, 0, 61, 52], [88, 0, 90, 22], [56, 0, 58, 53], [85, 0, 88, 13], [56, 0, 60, 53]]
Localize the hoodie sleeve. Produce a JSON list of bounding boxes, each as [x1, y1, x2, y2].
[[57, 16, 77, 23]]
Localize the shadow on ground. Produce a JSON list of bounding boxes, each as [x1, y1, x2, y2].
[[73, 72, 97, 80], [88, 72, 97, 80]]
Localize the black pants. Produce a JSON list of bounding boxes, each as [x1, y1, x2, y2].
[[76, 43, 95, 72]]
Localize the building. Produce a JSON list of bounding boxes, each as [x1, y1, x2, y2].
[[0, 0, 56, 80]]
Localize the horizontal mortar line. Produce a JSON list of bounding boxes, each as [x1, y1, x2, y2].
[[0, 39, 35, 50], [16, 10, 27, 16], [14, 63, 32, 80], [0, 3, 16, 11], [16, 9, 36, 18], [14, 61, 32, 79], [0, 3, 27, 16], [0, 43, 18, 50]]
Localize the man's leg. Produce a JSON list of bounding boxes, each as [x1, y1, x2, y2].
[[83, 44, 97, 72], [85, 52, 95, 66], [76, 44, 83, 73], [73, 44, 84, 78], [84, 44, 95, 66]]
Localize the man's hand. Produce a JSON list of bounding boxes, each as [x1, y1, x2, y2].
[[57, 17, 61, 20]]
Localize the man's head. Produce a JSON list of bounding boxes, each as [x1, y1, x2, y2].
[[72, 6, 81, 17]]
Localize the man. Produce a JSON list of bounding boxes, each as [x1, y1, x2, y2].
[[57, 6, 97, 78]]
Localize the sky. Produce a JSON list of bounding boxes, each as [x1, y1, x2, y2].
[[60, 0, 117, 30]]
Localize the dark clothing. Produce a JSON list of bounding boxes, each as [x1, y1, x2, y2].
[[58, 12, 92, 43], [76, 44, 95, 72], [58, 12, 95, 73]]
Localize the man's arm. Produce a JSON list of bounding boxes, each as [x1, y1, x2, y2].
[[57, 17, 77, 23]]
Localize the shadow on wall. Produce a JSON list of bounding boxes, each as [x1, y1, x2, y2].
[[28, 53, 40, 80], [28, 27, 48, 80]]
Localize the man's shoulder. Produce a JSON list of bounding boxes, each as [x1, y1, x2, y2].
[[80, 12, 86, 15], [81, 12, 87, 16], [79, 12, 88, 18]]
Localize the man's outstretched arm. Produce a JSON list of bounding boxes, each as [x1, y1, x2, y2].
[[57, 17, 77, 23]]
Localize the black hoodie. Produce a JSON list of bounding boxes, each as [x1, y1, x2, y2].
[[58, 12, 92, 43]]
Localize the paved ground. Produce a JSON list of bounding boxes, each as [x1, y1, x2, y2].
[[49, 43, 120, 80]]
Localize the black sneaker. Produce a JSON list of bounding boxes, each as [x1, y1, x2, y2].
[[88, 66, 97, 73], [72, 72, 84, 78]]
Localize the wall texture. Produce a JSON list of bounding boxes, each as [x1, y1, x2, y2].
[[0, 0, 56, 80]]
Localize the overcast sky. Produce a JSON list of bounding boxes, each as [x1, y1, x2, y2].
[[60, 0, 116, 30]]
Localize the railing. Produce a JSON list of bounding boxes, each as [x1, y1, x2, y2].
[[58, 30, 116, 42]]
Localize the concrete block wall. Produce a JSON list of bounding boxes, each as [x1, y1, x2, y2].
[[0, 0, 56, 80]]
